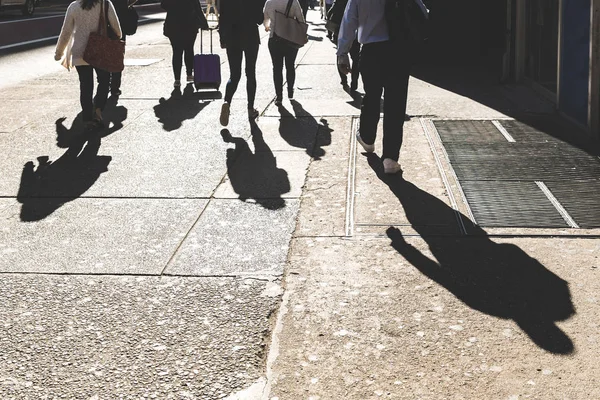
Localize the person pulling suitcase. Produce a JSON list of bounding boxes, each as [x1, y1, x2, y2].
[[162, 0, 209, 88]]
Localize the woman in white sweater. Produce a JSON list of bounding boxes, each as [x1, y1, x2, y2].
[[55, 0, 122, 127], [263, 0, 305, 104]]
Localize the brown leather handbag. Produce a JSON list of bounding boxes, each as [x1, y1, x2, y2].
[[83, 0, 125, 73]]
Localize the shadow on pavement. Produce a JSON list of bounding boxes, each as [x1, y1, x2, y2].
[[366, 154, 576, 355], [154, 84, 210, 132], [276, 100, 332, 160], [55, 102, 128, 149], [17, 133, 111, 222], [221, 123, 290, 210]]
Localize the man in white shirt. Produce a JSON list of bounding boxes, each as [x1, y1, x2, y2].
[[337, 0, 412, 175]]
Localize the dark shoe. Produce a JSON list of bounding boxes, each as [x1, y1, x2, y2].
[[274, 96, 283, 106], [350, 81, 358, 92], [288, 89, 294, 100], [111, 89, 122, 96], [248, 108, 259, 120], [93, 108, 105, 128], [219, 102, 230, 127]]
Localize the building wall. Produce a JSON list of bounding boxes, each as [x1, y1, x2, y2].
[[558, 0, 591, 126]]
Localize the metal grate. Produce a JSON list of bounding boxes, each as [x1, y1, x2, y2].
[[461, 181, 569, 228], [545, 181, 600, 228], [434, 120, 507, 144], [431, 118, 600, 229]]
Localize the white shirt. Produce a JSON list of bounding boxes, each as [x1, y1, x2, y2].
[[55, 0, 122, 67], [263, 0, 305, 39], [337, 0, 388, 56]]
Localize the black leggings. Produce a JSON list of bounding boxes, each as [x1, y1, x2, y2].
[[268, 38, 298, 98], [170, 35, 197, 81], [224, 42, 259, 109]]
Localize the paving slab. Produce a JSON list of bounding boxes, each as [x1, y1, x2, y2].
[[292, 64, 352, 101], [269, 236, 600, 399], [255, 115, 319, 155], [0, 198, 206, 274], [165, 199, 300, 277], [295, 117, 352, 238], [0, 274, 280, 399]]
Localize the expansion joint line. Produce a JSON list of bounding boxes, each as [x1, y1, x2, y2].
[[420, 118, 468, 235], [535, 181, 580, 228], [345, 118, 359, 237]]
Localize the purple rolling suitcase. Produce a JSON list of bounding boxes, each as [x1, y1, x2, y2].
[[194, 29, 221, 91]]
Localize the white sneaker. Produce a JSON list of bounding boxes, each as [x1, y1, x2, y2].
[[220, 102, 230, 127], [383, 158, 402, 174], [356, 131, 375, 153]]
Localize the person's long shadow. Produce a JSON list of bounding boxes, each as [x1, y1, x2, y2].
[[221, 123, 290, 210], [154, 84, 210, 132], [17, 132, 111, 222], [366, 155, 576, 354], [55, 103, 128, 148], [277, 100, 332, 160]]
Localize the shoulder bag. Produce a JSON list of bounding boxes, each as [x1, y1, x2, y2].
[[273, 0, 308, 49], [83, 0, 125, 73]]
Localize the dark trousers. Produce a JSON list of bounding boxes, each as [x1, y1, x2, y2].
[[337, 39, 360, 87], [268, 38, 298, 98], [170, 35, 197, 81], [76, 65, 111, 122], [224, 41, 259, 109], [110, 35, 126, 93], [359, 41, 410, 161]]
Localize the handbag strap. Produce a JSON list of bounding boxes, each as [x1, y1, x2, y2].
[[284, 0, 294, 17], [97, 0, 107, 37]]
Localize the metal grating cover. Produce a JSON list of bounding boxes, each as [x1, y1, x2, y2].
[[461, 181, 569, 228], [545, 181, 600, 228], [434, 120, 506, 144]]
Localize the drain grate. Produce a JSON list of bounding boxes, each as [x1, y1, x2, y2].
[[434, 120, 507, 143], [461, 181, 569, 228], [431, 118, 600, 229], [545, 181, 600, 228]]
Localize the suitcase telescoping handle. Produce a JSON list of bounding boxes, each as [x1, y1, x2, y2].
[[200, 28, 214, 55]]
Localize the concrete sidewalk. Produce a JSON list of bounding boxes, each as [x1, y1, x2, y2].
[[0, 8, 599, 400]]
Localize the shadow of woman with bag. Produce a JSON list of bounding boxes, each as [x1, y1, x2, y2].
[[17, 131, 111, 222]]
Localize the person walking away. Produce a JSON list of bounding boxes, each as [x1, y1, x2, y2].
[[109, 0, 130, 96], [55, 0, 122, 128], [298, 0, 308, 19], [337, 0, 411, 174], [263, 0, 305, 105], [327, 0, 359, 91], [161, 0, 208, 88], [205, 0, 219, 24], [218, 0, 266, 126], [324, 0, 333, 37]]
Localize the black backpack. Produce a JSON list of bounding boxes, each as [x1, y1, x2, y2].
[[385, 0, 429, 47]]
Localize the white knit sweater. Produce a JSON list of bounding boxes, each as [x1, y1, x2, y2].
[[55, 0, 122, 67]]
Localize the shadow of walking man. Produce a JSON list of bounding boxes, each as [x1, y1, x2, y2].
[[221, 122, 290, 210], [366, 154, 576, 354]]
